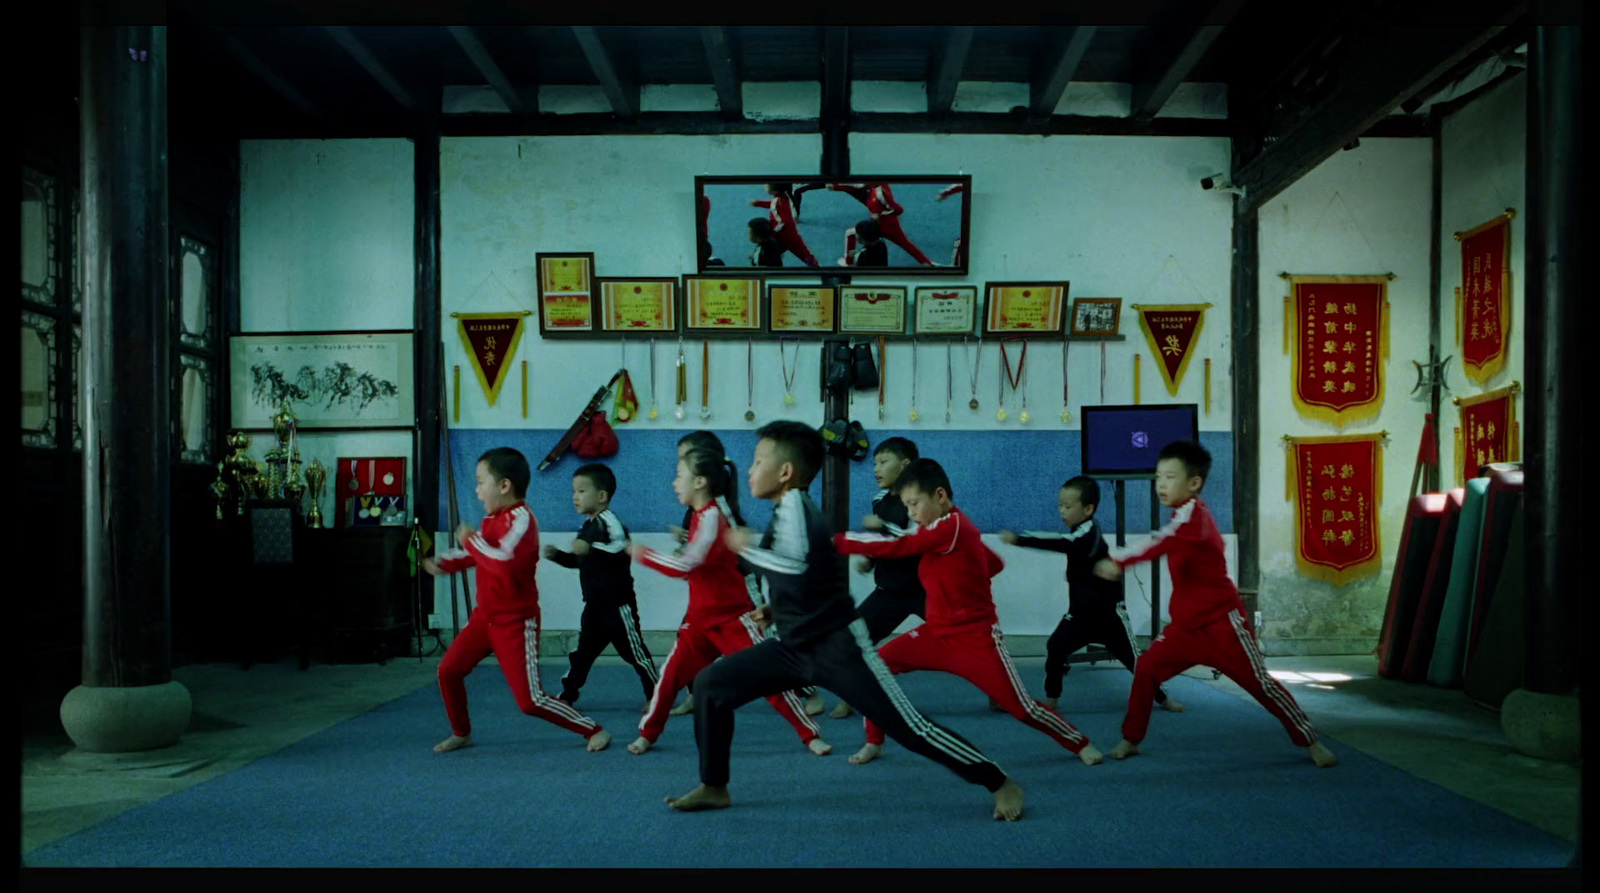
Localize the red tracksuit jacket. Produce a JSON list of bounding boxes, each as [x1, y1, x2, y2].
[[752, 194, 799, 235], [836, 508, 1003, 632], [434, 501, 542, 624], [635, 502, 755, 628], [1113, 496, 1244, 632]]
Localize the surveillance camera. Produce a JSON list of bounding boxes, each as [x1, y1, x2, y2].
[[1200, 172, 1228, 191]]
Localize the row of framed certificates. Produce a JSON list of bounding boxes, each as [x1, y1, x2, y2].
[[536, 253, 1119, 341]]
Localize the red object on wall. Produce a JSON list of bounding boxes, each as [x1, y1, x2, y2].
[[335, 456, 407, 528]]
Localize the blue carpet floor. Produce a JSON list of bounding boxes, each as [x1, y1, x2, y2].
[[26, 660, 1574, 868]]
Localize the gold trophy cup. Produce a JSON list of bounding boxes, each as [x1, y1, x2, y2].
[[303, 459, 327, 529]]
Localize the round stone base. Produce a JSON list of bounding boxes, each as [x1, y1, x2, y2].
[[1500, 688, 1581, 764], [60, 681, 192, 754]]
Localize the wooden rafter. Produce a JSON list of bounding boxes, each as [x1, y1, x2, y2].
[[447, 26, 532, 116], [571, 26, 637, 119], [322, 26, 416, 112], [1030, 26, 1096, 118], [929, 26, 975, 117], [701, 26, 742, 119]]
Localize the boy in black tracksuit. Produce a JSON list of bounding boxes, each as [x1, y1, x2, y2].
[[665, 421, 1025, 821], [546, 464, 660, 710], [828, 437, 926, 719], [1000, 475, 1181, 712]]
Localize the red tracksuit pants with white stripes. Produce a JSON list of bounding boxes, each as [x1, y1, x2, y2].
[[640, 616, 822, 745], [438, 610, 603, 740], [864, 622, 1091, 754], [1122, 609, 1317, 747]]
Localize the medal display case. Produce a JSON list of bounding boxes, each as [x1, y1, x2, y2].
[[335, 457, 407, 528]]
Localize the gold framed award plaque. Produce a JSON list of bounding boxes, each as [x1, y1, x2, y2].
[[681, 275, 765, 336], [536, 253, 596, 338], [596, 277, 678, 333], [912, 285, 978, 340], [838, 285, 908, 335], [982, 281, 1069, 339], [768, 285, 837, 336]]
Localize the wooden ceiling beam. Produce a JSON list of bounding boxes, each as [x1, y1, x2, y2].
[[928, 26, 975, 116], [1129, 0, 1245, 122], [701, 26, 743, 120], [571, 26, 637, 119], [210, 25, 330, 126], [1029, 26, 1096, 118], [323, 25, 416, 112], [448, 25, 533, 116]]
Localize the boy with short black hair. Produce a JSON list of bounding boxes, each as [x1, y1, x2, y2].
[[837, 459, 1101, 767], [544, 463, 660, 712], [1094, 440, 1336, 768], [667, 422, 1026, 821], [828, 436, 925, 719], [423, 447, 610, 754], [1000, 475, 1180, 712]]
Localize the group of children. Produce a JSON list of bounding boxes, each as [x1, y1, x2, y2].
[[422, 426, 1336, 822]]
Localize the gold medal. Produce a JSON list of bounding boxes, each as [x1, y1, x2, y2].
[[617, 406, 631, 421], [649, 406, 659, 421], [784, 393, 795, 406], [997, 408, 1007, 422], [1060, 409, 1071, 423], [383, 472, 395, 486], [674, 405, 685, 421], [1019, 410, 1031, 424], [744, 410, 755, 422], [909, 408, 919, 422]]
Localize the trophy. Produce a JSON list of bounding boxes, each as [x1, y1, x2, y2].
[[223, 430, 255, 515], [303, 459, 327, 528], [209, 461, 229, 522], [265, 399, 296, 499]]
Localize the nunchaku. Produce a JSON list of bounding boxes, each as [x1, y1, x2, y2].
[[538, 368, 626, 471]]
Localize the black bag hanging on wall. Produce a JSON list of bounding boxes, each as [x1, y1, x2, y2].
[[851, 341, 879, 391], [825, 343, 855, 391]]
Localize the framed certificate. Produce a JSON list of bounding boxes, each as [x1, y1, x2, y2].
[[681, 275, 765, 336], [838, 285, 908, 335], [982, 281, 1069, 339], [597, 277, 678, 333], [912, 286, 978, 339], [536, 252, 596, 338], [1069, 297, 1123, 336], [767, 285, 836, 336]]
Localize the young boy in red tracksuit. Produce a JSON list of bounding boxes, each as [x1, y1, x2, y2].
[[836, 459, 1103, 767], [828, 182, 935, 266], [627, 446, 829, 757], [750, 183, 819, 267], [423, 447, 611, 754], [1094, 440, 1338, 768]]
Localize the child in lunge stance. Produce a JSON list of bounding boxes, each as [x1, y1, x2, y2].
[[668, 431, 824, 718], [1093, 440, 1337, 768], [667, 422, 1024, 820], [836, 459, 1102, 767], [422, 447, 610, 754], [999, 475, 1181, 713], [629, 446, 831, 757], [828, 437, 926, 719], [544, 463, 660, 713]]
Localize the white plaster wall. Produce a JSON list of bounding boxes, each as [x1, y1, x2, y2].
[[1440, 73, 1526, 485], [238, 139, 418, 528], [1256, 138, 1433, 645]]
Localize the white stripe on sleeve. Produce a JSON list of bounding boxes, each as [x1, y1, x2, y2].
[[470, 506, 531, 562]]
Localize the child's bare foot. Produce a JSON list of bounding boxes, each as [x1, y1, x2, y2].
[[806, 738, 833, 756], [1042, 696, 1058, 711], [665, 784, 732, 811], [586, 729, 612, 752], [628, 736, 653, 755], [829, 700, 854, 719], [669, 695, 694, 716], [848, 743, 882, 765], [804, 692, 826, 716], [1077, 744, 1104, 766], [992, 778, 1024, 821], [1109, 739, 1139, 760], [433, 734, 472, 753], [1158, 697, 1186, 713], [1308, 741, 1338, 767]]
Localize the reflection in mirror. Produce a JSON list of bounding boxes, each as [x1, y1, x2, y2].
[[180, 240, 208, 339]]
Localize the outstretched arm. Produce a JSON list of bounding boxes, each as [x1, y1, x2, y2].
[[836, 514, 961, 561]]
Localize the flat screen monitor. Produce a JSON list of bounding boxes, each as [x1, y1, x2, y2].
[[695, 175, 971, 275], [1081, 404, 1200, 476]]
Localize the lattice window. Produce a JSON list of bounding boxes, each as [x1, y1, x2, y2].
[[21, 309, 58, 449], [69, 190, 81, 315], [21, 168, 58, 308], [177, 235, 213, 350], [178, 353, 212, 464]]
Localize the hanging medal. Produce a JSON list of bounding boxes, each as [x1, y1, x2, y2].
[[909, 338, 920, 422], [347, 458, 359, 491], [648, 338, 659, 421], [744, 338, 755, 422], [877, 336, 887, 422], [779, 338, 798, 406], [963, 336, 982, 411], [1060, 338, 1071, 423], [700, 341, 711, 421], [367, 462, 382, 517], [674, 335, 687, 421], [998, 338, 1026, 423], [1099, 341, 1107, 403], [944, 341, 953, 423], [615, 339, 632, 421]]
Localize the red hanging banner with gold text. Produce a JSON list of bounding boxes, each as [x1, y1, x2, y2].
[[1285, 432, 1386, 586], [1454, 382, 1521, 484], [1455, 211, 1514, 384], [1133, 303, 1210, 396], [1284, 275, 1390, 427], [456, 312, 530, 406]]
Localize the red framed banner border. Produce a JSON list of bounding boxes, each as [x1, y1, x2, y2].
[[1454, 209, 1515, 385], [1283, 431, 1388, 587], [1282, 273, 1392, 427]]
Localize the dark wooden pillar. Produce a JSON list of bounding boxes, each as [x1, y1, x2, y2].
[[79, 23, 173, 689], [819, 26, 851, 532], [1229, 198, 1260, 604], [1426, 110, 1445, 493], [1521, 24, 1579, 695], [414, 96, 442, 533]]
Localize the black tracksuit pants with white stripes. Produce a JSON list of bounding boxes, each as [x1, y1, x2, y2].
[[1044, 606, 1167, 704], [692, 618, 1007, 791], [561, 600, 660, 702]]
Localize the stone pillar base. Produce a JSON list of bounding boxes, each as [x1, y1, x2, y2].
[[60, 681, 192, 754], [1500, 688, 1581, 764]]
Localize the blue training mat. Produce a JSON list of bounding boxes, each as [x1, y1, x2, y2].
[[1427, 478, 1489, 688]]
